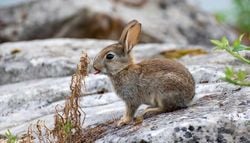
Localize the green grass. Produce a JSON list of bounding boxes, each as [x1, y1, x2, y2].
[[5, 129, 17, 143]]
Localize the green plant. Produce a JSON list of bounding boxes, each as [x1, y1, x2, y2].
[[5, 129, 17, 143], [214, 12, 227, 23], [233, 0, 250, 32], [213, 0, 250, 33], [211, 34, 250, 86], [62, 121, 73, 136]]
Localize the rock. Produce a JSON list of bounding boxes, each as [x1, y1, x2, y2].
[[0, 39, 111, 85], [0, 38, 206, 85], [1, 38, 247, 86], [0, 51, 249, 143], [0, 74, 114, 134], [0, 0, 236, 45], [0, 73, 249, 143], [96, 88, 250, 143], [0, 39, 249, 142]]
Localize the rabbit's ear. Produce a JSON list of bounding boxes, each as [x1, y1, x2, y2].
[[119, 20, 141, 54]]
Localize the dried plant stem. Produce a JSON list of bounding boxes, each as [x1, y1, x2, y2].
[[26, 52, 89, 143]]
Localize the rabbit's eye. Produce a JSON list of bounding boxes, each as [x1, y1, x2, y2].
[[106, 53, 114, 60]]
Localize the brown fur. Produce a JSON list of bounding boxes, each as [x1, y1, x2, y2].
[[93, 20, 195, 126]]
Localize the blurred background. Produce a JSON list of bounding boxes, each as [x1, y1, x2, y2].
[[0, 0, 249, 44]]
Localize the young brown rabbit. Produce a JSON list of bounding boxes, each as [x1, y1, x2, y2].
[[93, 20, 195, 126]]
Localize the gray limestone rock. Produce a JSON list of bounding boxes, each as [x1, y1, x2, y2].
[[0, 39, 205, 85]]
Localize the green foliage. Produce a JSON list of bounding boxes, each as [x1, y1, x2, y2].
[[211, 34, 250, 86], [224, 67, 250, 86], [211, 34, 250, 64], [63, 120, 73, 135], [5, 129, 17, 143], [214, 0, 250, 33], [214, 12, 226, 23], [233, 0, 250, 32]]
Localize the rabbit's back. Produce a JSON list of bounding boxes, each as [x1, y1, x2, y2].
[[139, 59, 194, 104]]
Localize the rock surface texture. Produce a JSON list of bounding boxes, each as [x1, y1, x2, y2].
[[0, 0, 236, 45], [0, 39, 249, 142], [0, 39, 205, 85]]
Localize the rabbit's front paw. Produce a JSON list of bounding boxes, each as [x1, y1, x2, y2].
[[117, 116, 132, 126]]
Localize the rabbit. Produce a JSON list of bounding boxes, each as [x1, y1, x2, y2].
[[93, 20, 195, 126]]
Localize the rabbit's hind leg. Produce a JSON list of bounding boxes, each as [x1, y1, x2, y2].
[[141, 107, 165, 119], [145, 104, 157, 110]]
